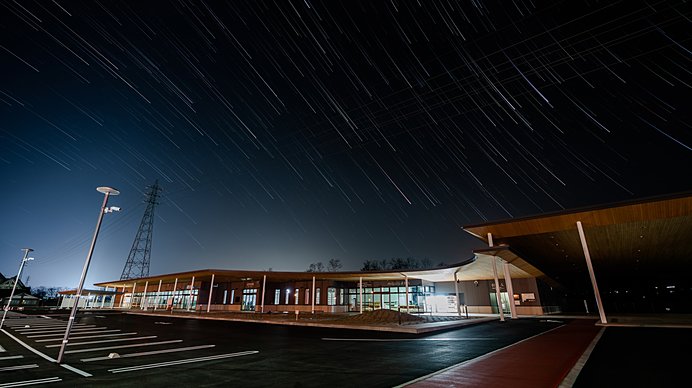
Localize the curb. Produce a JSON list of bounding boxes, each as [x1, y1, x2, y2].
[[124, 311, 494, 334]]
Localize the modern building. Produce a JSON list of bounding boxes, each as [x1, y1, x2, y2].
[[93, 255, 553, 317], [91, 191, 691, 320]]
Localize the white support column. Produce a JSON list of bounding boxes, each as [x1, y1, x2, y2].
[[154, 279, 162, 310], [119, 287, 125, 308], [487, 232, 504, 322], [503, 261, 517, 319], [454, 270, 461, 317], [491, 257, 505, 322], [207, 274, 215, 313], [142, 281, 149, 310], [577, 221, 607, 324], [171, 278, 178, 311], [131, 282, 137, 309], [359, 277, 363, 314], [100, 288, 106, 309], [404, 275, 410, 313], [261, 275, 267, 313], [187, 276, 195, 311], [311, 276, 316, 314], [87, 292, 92, 309]]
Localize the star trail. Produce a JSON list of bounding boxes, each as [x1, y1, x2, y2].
[[1, 1, 690, 288]]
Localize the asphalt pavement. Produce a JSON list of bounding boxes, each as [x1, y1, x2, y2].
[[1, 310, 562, 387]]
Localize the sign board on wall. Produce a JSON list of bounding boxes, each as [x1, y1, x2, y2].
[[521, 293, 535, 302]]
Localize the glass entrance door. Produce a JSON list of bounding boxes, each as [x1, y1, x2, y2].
[[242, 289, 257, 311]]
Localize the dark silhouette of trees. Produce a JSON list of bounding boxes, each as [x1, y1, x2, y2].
[[360, 257, 443, 271]]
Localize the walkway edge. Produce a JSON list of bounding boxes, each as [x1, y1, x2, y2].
[[558, 326, 606, 387], [124, 311, 494, 333]]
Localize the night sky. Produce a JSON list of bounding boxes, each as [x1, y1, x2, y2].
[[1, 1, 690, 289]]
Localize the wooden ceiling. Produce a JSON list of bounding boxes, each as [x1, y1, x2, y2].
[[464, 193, 692, 289]]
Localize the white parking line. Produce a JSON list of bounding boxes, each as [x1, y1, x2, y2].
[[28, 329, 120, 338], [0, 329, 56, 363], [0, 328, 92, 377], [0, 377, 62, 387], [0, 345, 4, 352], [45, 336, 157, 348], [10, 322, 70, 327], [60, 363, 92, 377], [0, 356, 23, 361], [15, 325, 96, 333], [36, 332, 138, 342], [107, 351, 259, 373], [64, 340, 183, 354], [0, 364, 38, 372], [15, 327, 105, 335], [81, 344, 217, 362]]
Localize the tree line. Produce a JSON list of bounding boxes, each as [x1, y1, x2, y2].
[[305, 257, 445, 272]]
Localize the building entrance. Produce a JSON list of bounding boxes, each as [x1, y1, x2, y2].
[[242, 288, 257, 311]]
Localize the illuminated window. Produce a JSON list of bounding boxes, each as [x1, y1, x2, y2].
[[328, 288, 336, 305], [285, 289, 290, 304], [230, 289, 235, 304], [305, 288, 310, 304], [274, 289, 280, 304], [316, 288, 321, 304], [294, 289, 299, 304]]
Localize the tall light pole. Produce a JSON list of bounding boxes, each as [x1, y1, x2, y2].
[[57, 186, 120, 364], [0, 248, 34, 329]]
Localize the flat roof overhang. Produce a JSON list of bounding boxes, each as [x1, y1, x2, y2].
[[94, 255, 537, 289], [462, 192, 692, 289]]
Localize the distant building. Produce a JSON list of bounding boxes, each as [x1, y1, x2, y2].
[[0, 273, 39, 307]]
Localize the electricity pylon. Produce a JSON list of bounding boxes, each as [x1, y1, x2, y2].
[[120, 180, 161, 280]]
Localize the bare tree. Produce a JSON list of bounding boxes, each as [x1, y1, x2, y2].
[[327, 259, 342, 272], [306, 262, 326, 272]]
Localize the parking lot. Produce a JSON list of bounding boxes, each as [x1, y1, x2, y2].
[[0, 310, 565, 387]]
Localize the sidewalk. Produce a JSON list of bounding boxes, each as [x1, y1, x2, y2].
[[124, 309, 496, 334], [399, 319, 603, 388]]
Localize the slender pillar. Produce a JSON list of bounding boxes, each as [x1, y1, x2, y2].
[[131, 282, 137, 309], [154, 279, 162, 310], [487, 233, 504, 322], [359, 277, 363, 314], [503, 261, 517, 319], [100, 288, 106, 309], [491, 257, 505, 321], [119, 287, 125, 308], [577, 221, 607, 324], [454, 270, 461, 317], [207, 274, 215, 313], [404, 275, 410, 313], [87, 293, 92, 309], [187, 276, 195, 311], [261, 275, 267, 313], [311, 276, 316, 314], [142, 281, 149, 310], [171, 278, 178, 312]]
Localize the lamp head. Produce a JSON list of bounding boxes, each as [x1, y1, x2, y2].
[[97, 187, 120, 196]]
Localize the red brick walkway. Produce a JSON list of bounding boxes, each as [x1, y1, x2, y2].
[[407, 319, 601, 388]]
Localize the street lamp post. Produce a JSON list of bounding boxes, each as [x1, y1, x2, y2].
[[57, 186, 119, 364], [0, 248, 34, 329]]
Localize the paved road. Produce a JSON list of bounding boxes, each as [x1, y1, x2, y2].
[[1, 311, 564, 387]]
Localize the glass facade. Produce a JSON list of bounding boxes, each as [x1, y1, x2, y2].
[[132, 289, 198, 309], [341, 284, 434, 312]]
